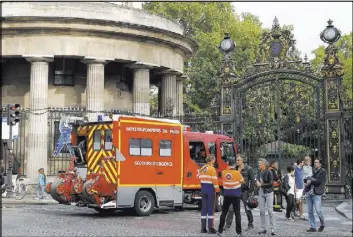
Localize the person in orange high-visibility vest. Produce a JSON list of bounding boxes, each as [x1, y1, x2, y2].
[[217, 158, 244, 236], [199, 154, 220, 234]]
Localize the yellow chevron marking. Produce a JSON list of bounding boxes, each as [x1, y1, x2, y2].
[[98, 125, 103, 130], [109, 124, 113, 129], [88, 151, 98, 167], [88, 147, 93, 157], [93, 165, 100, 173], [103, 162, 115, 183], [88, 138, 93, 149], [100, 150, 117, 182], [88, 138, 93, 156], [88, 125, 97, 138], [91, 150, 103, 170], [103, 125, 109, 130], [107, 160, 117, 177]]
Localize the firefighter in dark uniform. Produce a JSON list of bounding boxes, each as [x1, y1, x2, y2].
[[199, 154, 219, 234]]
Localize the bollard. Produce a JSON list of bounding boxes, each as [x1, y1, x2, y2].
[[5, 153, 13, 197]]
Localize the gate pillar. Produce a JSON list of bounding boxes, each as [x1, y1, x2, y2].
[[320, 20, 345, 194], [218, 33, 238, 138]]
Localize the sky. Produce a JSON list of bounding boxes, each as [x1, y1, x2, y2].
[[231, 2, 352, 60]]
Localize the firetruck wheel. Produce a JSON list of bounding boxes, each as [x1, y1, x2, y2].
[[134, 190, 155, 216]]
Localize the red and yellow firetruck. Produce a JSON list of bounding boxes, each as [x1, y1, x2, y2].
[[47, 114, 237, 216]]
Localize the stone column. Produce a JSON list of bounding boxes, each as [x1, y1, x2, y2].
[[160, 72, 178, 117], [24, 56, 53, 180], [82, 58, 107, 120], [127, 63, 154, 115], [176, 75, 187, 116]]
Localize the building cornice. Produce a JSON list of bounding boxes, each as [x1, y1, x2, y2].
[[2, 16, 198, 59]]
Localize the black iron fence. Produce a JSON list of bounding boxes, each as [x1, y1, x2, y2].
[[343, 109, 353, 199], [1, 106, 352, 189], [1, 108, 222, 176]]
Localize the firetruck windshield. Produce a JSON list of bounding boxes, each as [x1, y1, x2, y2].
[[220, 142, 236, 164]]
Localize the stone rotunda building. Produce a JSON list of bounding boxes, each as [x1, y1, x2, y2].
[[1, 2, 197, 179]]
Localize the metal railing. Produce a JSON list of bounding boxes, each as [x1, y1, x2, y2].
[[1, 108, 222, 176]]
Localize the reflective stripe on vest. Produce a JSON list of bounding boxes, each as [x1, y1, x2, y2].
[[222, 168, 243, 196]]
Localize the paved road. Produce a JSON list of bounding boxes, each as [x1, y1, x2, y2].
[[2, 200, 352, 236]]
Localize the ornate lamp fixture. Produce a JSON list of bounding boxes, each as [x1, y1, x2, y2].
[[218, 33, 236, 54], [218, 33, 237, 116], [320, 19, 341, 44], [320, 20, 343, 78], [218, 33, 238, 84]]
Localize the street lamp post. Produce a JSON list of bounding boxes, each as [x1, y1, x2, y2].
[[218, 33, 239, 142], [320, 19, 345, 194]]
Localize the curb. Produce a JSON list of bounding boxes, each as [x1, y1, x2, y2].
[[1, 200, 58, 205], [335, 201, 352, 220], [1, 195, 58, 205]]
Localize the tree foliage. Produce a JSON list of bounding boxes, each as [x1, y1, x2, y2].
[[144, 2, 263, 114], [143, 3, 351, 161]]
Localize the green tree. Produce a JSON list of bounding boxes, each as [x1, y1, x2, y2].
[[311, 33, 353, 107], [143, 2, 263, 114]]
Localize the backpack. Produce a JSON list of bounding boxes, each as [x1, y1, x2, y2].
[[280, 174, 290, 195]]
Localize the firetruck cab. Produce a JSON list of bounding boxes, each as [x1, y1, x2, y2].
[[182, 130, 236, 211]]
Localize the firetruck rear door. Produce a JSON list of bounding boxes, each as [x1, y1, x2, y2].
[[87, 123, 118, 187]]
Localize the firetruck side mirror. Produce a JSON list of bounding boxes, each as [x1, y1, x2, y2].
[[115, 149, 126, 162]]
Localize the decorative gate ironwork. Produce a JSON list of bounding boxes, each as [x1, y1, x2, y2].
[[219, 18, 349, 194], [233, 71, 324, 170], [228, 17, 325, 171]]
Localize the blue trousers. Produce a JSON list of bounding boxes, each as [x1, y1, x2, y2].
[[201, 191, 216, 229], [306, 194, 325, 229]]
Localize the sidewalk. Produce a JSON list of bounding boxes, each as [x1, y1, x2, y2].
[[1, 194, 58, 206], [335, 199, 352, 220]]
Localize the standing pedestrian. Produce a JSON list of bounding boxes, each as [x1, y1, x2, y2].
[[35, 168, 47, 200], [303, 156, 313, 181], [283, 166, 295, 221], [217, 158, 244, 237], [294, 158, 306, 220], [224, 154, 255, 231], [269, 161, 282, 212], [302, 156, 313, 203], [305, 158, 326, 233], [199, 154, 219, 234], [256, 158, 276, 236]]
